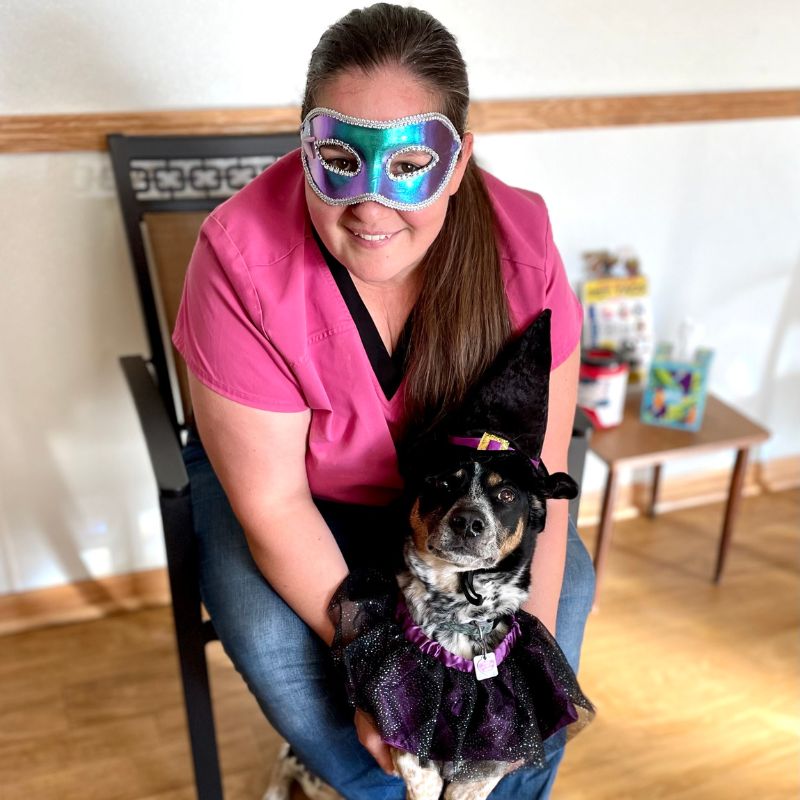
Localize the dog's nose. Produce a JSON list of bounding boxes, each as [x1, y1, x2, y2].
[[450, 508, 486, 537]]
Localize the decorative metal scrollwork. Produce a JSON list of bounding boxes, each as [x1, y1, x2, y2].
[[129, 155, 278, 201]]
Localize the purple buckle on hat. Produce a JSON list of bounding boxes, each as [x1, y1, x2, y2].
[[448, 433, 540, 469]]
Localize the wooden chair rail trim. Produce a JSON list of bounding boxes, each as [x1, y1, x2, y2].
[[2, 89, 798, 153]]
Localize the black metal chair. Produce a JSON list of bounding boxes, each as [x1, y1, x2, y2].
[[109, 131, 592, 800], [109, 132, 297, 800], [567, 406, 592, 525]]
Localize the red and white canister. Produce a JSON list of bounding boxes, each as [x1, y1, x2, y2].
[[578, 348, 629, 429]]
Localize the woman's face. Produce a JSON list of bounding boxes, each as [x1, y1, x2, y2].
[[305, 65, 474, 288]]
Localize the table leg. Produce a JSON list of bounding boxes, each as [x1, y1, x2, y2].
[[593, 465, 620, 607], [714, 448, 750, 583], [648, 463, 663, 518]]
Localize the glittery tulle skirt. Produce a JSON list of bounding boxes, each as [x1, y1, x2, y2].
[[329, 570, 594, 781]]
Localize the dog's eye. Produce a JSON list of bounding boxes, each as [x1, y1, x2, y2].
[[426, 476, 450, 491], [426, 468, 465, 492], [498, 488, 516, 503]]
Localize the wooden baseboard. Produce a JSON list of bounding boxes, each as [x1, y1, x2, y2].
[[2, 455, 797, 635], [758, 454, 800, 492], [0, 568, 170, 636]]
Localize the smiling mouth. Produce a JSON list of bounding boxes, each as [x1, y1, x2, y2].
[[348, 230, 396, 242]]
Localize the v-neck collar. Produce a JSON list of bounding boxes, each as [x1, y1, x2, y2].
[[312, 227, 412, 401]]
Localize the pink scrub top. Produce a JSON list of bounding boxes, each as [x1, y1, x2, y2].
[[172, 151, 582, 505]]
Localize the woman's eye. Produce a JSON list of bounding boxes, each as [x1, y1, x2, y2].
[[319, 145, 359, 174], [393, 161, 421, 175], [333, 158, 357, 172], [498, 488, 516, 503], [389, 149, 434, 177]]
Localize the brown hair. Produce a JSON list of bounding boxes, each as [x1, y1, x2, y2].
[[302, 3, 511, 430]]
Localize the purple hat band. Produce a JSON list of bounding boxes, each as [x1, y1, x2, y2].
[[448, 433, 540, 469]]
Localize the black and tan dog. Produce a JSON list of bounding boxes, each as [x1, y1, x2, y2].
[[391, 311, 582, 798], [330, 311, 593, 800], [400, 439, 577, 665], [393, 456, 578, 798]]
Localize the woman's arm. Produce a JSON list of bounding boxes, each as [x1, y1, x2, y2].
[[523, 342, 580, 635], [191, 374, 396, 773], [188, 372, 349, 645]]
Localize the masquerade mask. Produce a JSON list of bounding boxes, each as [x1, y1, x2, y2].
[[300, 107, 462, 211]]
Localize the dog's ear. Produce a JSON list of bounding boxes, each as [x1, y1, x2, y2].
[[542, 472, 579, 500]]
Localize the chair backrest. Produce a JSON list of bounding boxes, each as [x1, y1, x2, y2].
[[108, 132, 298, 433]]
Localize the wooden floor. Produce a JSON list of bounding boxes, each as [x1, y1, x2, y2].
[[1, 489, 797, 800]]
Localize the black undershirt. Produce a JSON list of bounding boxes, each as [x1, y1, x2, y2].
[[312, 227, 412, 401]]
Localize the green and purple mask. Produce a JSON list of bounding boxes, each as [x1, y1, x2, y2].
[[300, 107, 463, 211]]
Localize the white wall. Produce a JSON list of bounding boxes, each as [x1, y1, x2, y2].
[[3, 0, 800, 112], [1, 1, 798, 594]]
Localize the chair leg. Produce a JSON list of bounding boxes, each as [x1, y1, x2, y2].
[[593, 465, 619, 609], [162, 494, 224, 800], [173, 614, 224, 800]]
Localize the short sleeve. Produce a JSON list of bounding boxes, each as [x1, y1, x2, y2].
[[171, 216, 308, 411], [542, 212, 583, 370]]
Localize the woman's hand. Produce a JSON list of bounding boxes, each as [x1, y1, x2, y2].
[[354, 709, 395, 775]]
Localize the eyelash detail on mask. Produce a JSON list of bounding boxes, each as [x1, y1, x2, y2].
[[315, 138, 362, 177], [386, 145, 440, 182]]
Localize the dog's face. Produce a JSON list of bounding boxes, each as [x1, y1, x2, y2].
[[408, 452, 551, 571]]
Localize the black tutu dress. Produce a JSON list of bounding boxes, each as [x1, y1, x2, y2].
[[329, 569, 595, 782]]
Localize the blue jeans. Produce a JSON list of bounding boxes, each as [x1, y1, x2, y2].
[[184, 436, 595, 799]]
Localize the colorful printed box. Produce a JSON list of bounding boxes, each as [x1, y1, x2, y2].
[[640, 344, 714, 431], [581, 275, 654, 384]]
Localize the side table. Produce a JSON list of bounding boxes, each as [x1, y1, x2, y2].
[[588, 391, 769, 605]]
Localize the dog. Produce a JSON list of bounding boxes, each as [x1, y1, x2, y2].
[[329, 311, 594, 800], [266, 438, 581, 800], [389, 442, 579, 799]]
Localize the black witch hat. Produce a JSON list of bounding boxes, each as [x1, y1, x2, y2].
[[400, 309, 578, 500]]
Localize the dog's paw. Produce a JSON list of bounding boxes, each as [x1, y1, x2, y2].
[[392, 748, 444, 800], [443, 775, 502, 800]]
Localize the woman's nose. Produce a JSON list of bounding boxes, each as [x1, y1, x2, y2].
[[348, 200, 391, 224]]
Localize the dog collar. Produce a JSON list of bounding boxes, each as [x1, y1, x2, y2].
[[448, 433, 540, 469]]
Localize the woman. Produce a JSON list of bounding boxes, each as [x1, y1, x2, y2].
[[173, 4, 595, 798]]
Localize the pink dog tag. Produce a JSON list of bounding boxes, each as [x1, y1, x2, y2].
[[473, 653, 498, 680]]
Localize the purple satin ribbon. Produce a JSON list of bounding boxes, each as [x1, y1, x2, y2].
[[395, 597, 521, 673], [447, 435, 540, 469]]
